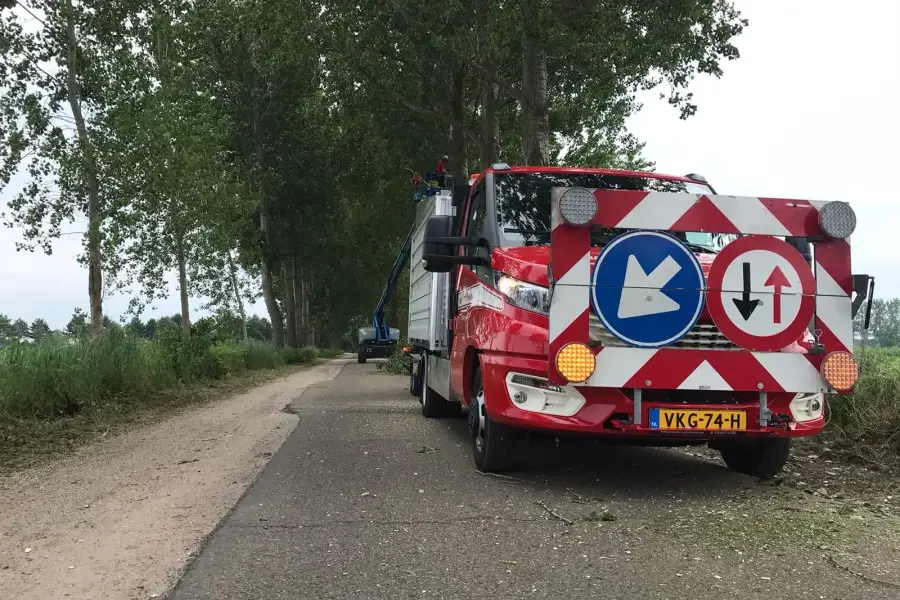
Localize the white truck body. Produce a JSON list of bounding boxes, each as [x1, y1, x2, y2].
[[407, 189, 454, 353]]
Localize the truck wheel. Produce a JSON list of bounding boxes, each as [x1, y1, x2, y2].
[[470, 367, 515, 472], [716, 438, 791, 478], [357, 346, 366, 364], [420, 357, 449, 418]]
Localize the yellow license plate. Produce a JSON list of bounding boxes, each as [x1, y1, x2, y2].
[[650, 409, 747, 431]]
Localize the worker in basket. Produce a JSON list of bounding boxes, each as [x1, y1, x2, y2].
[[435, 155, 449, 187]]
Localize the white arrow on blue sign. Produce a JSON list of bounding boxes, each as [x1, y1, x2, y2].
[[590, 230, 706, 348]]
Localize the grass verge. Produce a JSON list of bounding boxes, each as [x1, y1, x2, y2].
[[0, 333, 343, 474], [825, 347, 900, 468], [0, 362, 317, 474]]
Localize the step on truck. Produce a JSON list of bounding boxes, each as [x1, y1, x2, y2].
[[406, 163, 873, 476]]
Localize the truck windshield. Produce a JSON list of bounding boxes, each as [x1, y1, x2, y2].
[[495, 172, 734, 252]]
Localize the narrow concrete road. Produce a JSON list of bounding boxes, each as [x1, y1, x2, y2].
[[167, 363, 899, 600]]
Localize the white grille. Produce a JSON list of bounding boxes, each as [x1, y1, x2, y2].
[[589, 313, 738, 349]]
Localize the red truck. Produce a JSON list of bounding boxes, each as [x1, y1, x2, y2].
[[406, 164, 872, 476]]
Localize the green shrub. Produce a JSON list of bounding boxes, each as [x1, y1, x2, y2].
[[239, 340, 284, 370], [281, 347, 301, 364], [828, 347, 900, 459], [376, 340, 409, 375], [298, 346, 318, 362], [0, 328, 338, 421], [0, 330, 175, 419], [210, 343, 247, 375]]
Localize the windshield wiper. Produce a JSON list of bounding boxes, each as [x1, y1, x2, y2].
[[682, 242, 717, 254], [503, 228, 551, 245], [504, 228, 550, 237]]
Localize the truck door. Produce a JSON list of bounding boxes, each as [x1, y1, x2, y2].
[[450, 180, 487, 402]]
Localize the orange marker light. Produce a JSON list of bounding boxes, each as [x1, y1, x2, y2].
[[821, 351, 859, 392], [555, 342, 595, 383]]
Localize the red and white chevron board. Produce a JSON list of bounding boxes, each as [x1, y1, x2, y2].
[[548, 188, 853, 391]]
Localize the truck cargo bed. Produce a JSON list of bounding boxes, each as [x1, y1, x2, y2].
[[408, 190, 453, 352]]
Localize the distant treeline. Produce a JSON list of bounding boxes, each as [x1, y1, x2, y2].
[[0, 310, 274, 345]]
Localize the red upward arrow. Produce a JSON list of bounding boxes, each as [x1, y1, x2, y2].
[[764, 266, 792, 324]]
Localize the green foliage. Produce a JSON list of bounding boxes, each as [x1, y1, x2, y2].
[[0, 326, 337, 420], [3, 0, 751, 352], [376, 339, 409, 375], [829, 348, 900, 462]]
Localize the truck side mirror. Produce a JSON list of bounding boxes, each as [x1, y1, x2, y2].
[[422, 215, 486, 273]]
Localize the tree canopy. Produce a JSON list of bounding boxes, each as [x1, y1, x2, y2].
[[1, 0, 749, 347]]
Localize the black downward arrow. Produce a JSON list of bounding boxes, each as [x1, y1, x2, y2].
[[732, 262, 760, 321]]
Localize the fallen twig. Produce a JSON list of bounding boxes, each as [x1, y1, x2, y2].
[[826, 555, 900, 589], [536, 500, 574, 526], [847, 451, 887, 470], [478, 471, 526, 483], [177, 458, 199, 465]]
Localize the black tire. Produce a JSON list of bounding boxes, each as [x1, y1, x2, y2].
[[716, 438, 792, 478], [409, 358, 422, 397], [357, 346, 366, 364], [471, 367, 515, 472], [420, 357, 448, 418]]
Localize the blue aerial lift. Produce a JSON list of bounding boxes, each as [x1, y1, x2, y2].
[[357, 170, 449, 363], [356, 231, 411, 363]]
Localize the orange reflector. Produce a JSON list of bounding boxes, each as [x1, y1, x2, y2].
[[555, 342, 595, 383], [402, 346, 411, 353], [821, 351, 859, 392]]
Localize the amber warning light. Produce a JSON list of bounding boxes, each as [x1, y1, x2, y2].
[[556, 342, 595, 383], [820, 351, 859, 392]]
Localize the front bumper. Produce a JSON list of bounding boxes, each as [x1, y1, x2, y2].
[[479, 353, 825, 439]]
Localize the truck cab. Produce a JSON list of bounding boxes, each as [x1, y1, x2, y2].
[[407, 164, 870, 476]]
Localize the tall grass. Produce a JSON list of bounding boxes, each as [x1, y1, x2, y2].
[[829, 347, 900, 461], [0, 328, 339, 420]]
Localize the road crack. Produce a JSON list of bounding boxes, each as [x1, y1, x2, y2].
[[826, 554, 900, 589], [228, 515, 542, 529]]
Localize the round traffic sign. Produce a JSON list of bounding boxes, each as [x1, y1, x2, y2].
[[706, 235, 815, 352], [590, 231, 705, 348]]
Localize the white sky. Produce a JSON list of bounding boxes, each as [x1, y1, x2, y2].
[[1, 0, 898, 330]]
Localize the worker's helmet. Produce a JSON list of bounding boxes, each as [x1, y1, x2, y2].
[[442, 154, 449, 160]]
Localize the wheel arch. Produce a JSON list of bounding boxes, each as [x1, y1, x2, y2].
[[462, 345, 482, 407]]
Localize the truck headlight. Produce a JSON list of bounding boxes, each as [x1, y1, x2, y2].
[[496, 275, 550, 316]]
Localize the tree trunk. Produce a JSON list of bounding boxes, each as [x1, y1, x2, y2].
[[64, 2, 103, 332], [258, 210, 283, 347], [253, 104, 284, 348], [282, 259, 298, 348], [521, 0, 551, 166], [297, 264, 314, 347], [227, 251, 248, 342], [448, 64, 468, 177], [476, 0, 500, 167], [173, 223, 191, 340], [291, 257, 308, 346]]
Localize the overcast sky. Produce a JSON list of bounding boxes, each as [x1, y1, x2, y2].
[[1, 0, 897, 330]]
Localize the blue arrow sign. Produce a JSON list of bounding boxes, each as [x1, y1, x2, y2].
[[591, 231, 705, 348]]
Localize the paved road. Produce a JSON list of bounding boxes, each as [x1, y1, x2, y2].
[[167, 362, 896, 600]]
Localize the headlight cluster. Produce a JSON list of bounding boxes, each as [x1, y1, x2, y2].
[[496, 274, 550, 315]]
